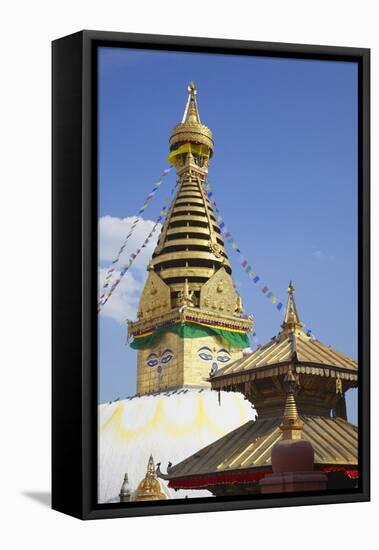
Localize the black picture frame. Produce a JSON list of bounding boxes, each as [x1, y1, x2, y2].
[[52, 30, 370, 520]]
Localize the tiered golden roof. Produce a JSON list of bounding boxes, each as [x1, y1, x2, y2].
[[164, 416, 358, 482], [212, 282, 357, 389]]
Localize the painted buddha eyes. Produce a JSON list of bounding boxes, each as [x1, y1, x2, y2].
[[197, 347, 231, 363], [198, 350, 213, 361], [160, 350, 174, 364], [146, 349, 174, 369], [146, 354, 159, 368], [217, 353, 231, 363]]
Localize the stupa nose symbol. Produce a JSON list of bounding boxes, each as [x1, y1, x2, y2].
[[210, 362, 218, 377]]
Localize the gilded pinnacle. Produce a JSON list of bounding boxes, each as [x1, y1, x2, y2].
[[281, 280, 303, 333], [280, 370, 303, 440], [169, 82, 214, 152]]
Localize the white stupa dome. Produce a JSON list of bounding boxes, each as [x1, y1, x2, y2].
[[98, 387, 256, 502]]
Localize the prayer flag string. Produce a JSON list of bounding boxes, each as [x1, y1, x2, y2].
[[205, 182, 316, 339], [98, 168, 172, 304], [205, 182, 284, 311], [98, 180, 177, 312]]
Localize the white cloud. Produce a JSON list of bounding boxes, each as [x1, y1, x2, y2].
[[98, 216, 162, 324], [98, 266, 143, 324], [312, 250, 323, 258], [312, 250, 335, 261], [99, 215, 161, 271]]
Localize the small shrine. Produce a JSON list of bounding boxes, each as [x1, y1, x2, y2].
[[132, 455, 167, 502]]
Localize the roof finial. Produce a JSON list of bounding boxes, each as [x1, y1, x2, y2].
[[281, 280, 303, 333], [280, 369, 303, 440], [147, 454, 155, 475], [182, 80, 201, 124]]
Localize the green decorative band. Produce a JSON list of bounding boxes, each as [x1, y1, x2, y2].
[[130, 322, 250, 350]]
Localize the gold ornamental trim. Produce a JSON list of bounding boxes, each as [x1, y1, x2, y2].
[[169, 125, 214, 151], [175, 197, 204, 204], [166, 226, 212, 237], [171, 204, 207, 214], [158, 266, 218, 280], [128, 306, 253, 338], [162, 213, 215, 224], [158, 238, 225, 249], [150, 250, 231, 267]]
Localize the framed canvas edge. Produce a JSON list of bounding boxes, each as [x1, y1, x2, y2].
[[52, 30, 370, 520]]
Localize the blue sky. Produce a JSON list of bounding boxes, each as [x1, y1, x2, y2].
[[98, 47, 358, 423]]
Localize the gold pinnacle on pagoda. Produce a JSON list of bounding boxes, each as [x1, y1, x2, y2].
[[281, 281, 304, 333], [128, 82, 253, 395], [132, 455, 167, 501], [280, 369, 304, 440]]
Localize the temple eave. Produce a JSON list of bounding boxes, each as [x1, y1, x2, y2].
[[128, 306, 253, 338], [167, 464, 359, 491], [210, 362, 358, 387]]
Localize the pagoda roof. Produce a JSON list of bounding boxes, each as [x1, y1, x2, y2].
[[165, 415, 358, 489], [212, 330, 357, 381], [211, 282, 357, 386]]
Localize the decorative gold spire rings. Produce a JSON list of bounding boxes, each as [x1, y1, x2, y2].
[[169, 81, 214, 152]]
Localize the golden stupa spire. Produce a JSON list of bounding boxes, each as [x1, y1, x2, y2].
[[280, 369, 303, 440], [281, 281, 304, 333], [149, 82, 231, 308], [132, 455, 167, 502], [128, 83, 253, 395], [182, 81, 201, 124], [168, 81, 213, 169]]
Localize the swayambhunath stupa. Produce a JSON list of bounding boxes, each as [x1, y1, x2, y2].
[[98, 81, 358, 503]]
